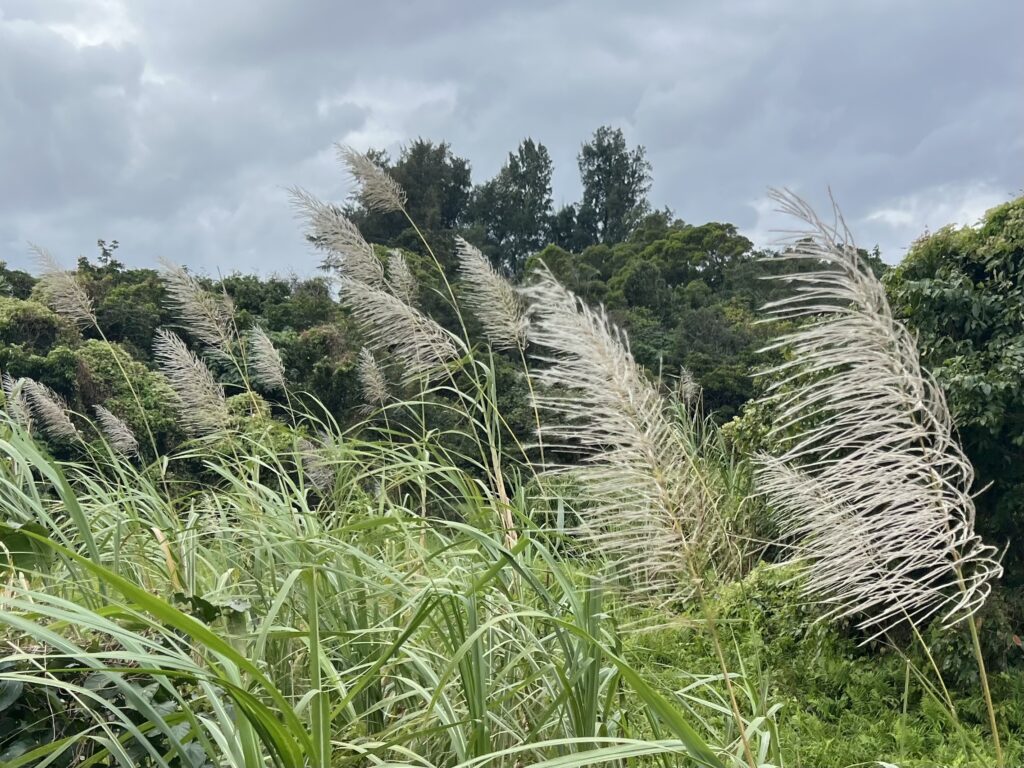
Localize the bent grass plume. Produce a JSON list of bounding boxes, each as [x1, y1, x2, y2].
[[246, 326, 287, 393], [755, 188, 1004, 764], [32, 244, 96, 327], [456, 236, 528, 351], [22, 378, 79, 442], [290, 187, 386, 288], [93, 404, 140, 458], [336, 144, 407, 213], [386, 248, 417, 306], [159, 258, 236, 357], [2, 372, 32, 430], [522, 264, 755, 767], [523, 265, 730, 592], [338, 277, 460, 385], [153, 328, 229, 437]]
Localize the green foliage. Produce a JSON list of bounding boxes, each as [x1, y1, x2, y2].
[[4, 135, 1022, 768], [0, 296, 79, 350], [466, 138, 554, 276], [75, 338, 182, 452], [624, 563, 1023, 767], [577, 125, 652, 245]]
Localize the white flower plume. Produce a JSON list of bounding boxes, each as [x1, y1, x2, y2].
[[246, 326, 287, 393], [386, 249, 417, 306], [32, 245, 96, 327], [2, 373, 32, 430], [158, 259, 235, 356], [356, 347, 390, 411], [290, 187, 386, 288], [337, 145, 407, 213], [456, 237, 528, 350], [339, 278, 460, 384], [22, 378, 79, 442], [523, 265, 728, 592], [754, 189, 1002, 638], [93, 404, 140, 457], [153, 329, 229, 437]]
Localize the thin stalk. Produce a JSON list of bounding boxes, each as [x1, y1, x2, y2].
[[966, 606, 1002, 766], [517, 344, 545, 467], [691, 575, 757, 768]]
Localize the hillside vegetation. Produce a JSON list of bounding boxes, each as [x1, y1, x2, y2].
[[1, 137, 1022, 767]]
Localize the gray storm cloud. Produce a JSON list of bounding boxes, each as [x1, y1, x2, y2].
[[1, 0, 1021, 274]]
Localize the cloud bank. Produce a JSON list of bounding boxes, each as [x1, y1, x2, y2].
[[2, 0, 1021, 274]]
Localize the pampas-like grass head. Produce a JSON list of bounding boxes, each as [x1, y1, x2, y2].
[[386, 249, 417, 306], [158, 259, 235, 356], [337, 145, 407, 213], [298, 436, 335, 492], [93, 404, 140, 457], [32, 245, 96, 328], [153, 328, 229, 436], [290, 187, 386, 288], [754, 189, 1001, 637], [338, 277, 459, 384], [456, 237, 528, 350], [356, 347, 390, 411], [245, 326, 287, 393], [22, 378, 79, 442], [523, 265, 728, 592], [2, 373, 32, 430]]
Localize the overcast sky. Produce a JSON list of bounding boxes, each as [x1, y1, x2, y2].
[[2, 0, 1021, 276]]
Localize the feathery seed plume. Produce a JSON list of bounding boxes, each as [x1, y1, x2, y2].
[[2, 373, 32, 429], [456, 237, 528, 350], [523, 266, 728, 591], [754, 189, 1001, 637], [338, 278, 459, 384], [356, 347, 390, 411], [158, 259, 235, 356], [298, 436, 335, 492], [386, 249, 417, 305], [153, 328, 229, 436], [31, 245, 96, 327], [22, 378, 79, 442], [290, 187, 386, 287], [93, 405, 140, 457], [245, 326, 287, 393], [675, 367, 701, 406], [336, 145, 407, 213]]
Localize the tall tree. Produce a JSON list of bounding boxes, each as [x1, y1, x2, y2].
[[577, 126, 652, 245], [393, 139, 472, 232], [468, 139, 554, 275], [351, 140, 472, 245]]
